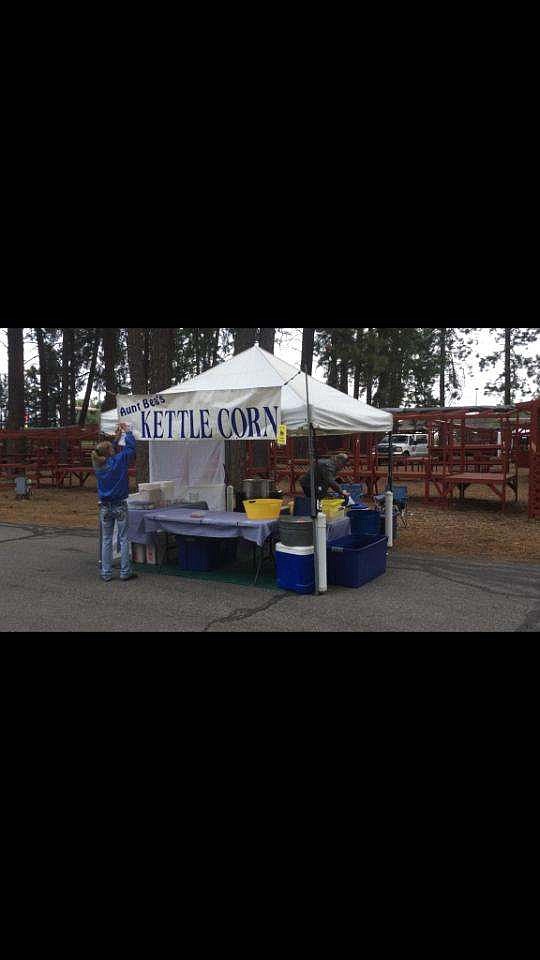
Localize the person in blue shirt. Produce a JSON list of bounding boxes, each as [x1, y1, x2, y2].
[[92, 422, 137, 582]]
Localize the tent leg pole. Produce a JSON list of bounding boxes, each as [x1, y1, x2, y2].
[[306, 370, 322, 595]]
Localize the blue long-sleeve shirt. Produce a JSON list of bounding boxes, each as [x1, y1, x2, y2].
[[95, 432, 137, 503]]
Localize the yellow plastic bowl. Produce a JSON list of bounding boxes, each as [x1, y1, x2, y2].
[[321, 498, 345, 518], [243, 499, 283, 520]]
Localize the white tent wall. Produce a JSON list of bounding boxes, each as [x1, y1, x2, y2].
[[149, 439, 226, 510], [149, 439, 225, 485]]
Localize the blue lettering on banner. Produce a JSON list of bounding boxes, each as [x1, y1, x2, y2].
[[153, 410, 164, 439], [231, 408, 248, 438], [164, 410, 176, 439], [200, 409, 212, 439], [246, 407, 262, 438], [263, 406, 279, 437], [188, 410, 200, 439], [129, 401, 279, 440], [141, 411, 152, 439], [120, 403, 140, 417], [217, 409, 233, 439], [179, 410, 189, 439]]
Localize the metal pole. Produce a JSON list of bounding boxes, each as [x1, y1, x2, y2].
[[305, 370, 320, 594], [387, 430, 393, 492], [386, 430, 394, 547]]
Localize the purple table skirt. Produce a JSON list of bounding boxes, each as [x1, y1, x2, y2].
[[128, 506, 351, 548], [138, 508, 280, 548], [128, 507, 157, 545]]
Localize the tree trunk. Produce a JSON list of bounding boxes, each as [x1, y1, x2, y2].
[[440, 328, 446, 407], [259, 327, 276, 353], [339, 359, 349, 394], [149, 328, 175, 393], [234, 328, 258, 353], [226, 329, 257, 489], [127, 328, 148, 394], [194, 328, 201, 375], [127, 327, 150, 483], [366, 377, 373, 405], [353, 328, 363, 399], [7, 326, 25, 429], [102, 328, 118, 412], [60, 328, 73, 426], [301, 328, 315, 375], [212, 328, 221, 366], [504, 327, 511, 405], [69, 333, 77, 424], [146, 329, 176, 486], [35, 327, 49, 427], [79, 330, 101, 426]]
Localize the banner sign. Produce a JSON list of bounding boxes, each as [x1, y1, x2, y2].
[[117, 388, 282, 441]]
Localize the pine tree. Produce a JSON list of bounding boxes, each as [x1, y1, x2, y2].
[[437, 326, 479, 406], [34, 327, 50, 427], [0, 374, 8, 428], [258, 327, 276, 353], [126, 327, 150, 483], [60, 328, 74, 425], [78, 330, 101, 426], [150, 329, 177, 392], [233, 328, 258, 353], [173, 328, 224, 382], [102, 328, 118, 412], [301, 328, 315, 375], [480, 327, 540, 404], [224, 328, 258, 489], [127, 328, 149, 394], [7, 326, 25, 429]]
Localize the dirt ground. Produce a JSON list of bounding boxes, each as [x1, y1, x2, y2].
[[0, 470, 538, 563], [0, 474, 133, 530]]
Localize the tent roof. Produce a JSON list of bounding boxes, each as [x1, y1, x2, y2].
[[161, 345, 393, 435]]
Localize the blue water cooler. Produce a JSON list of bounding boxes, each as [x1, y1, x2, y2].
[[275, 543, 315, 594]]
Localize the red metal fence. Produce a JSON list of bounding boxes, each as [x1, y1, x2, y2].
[[2, 400, 538, 516], [245, 399, 540, 517], [0, 426, 100, 487]]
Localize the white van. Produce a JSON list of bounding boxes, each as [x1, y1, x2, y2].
[[377, 434, 428, 458]]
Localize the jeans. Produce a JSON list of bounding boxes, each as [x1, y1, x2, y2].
[[100, 500, 132, 580]]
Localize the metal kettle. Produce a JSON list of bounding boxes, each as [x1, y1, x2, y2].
[[241, 478, 272, 500]]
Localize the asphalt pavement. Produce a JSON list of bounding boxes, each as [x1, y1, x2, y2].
[[0, 522, 539, 633]]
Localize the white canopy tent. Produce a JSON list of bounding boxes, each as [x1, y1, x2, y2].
[[102, 345, 393, 437], [100, 346, 395, 585], [101, 346, 392, 503]]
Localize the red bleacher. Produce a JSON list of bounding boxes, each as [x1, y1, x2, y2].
[[0, 426, 136, 488]]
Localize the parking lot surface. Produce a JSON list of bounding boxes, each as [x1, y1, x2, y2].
[[0, 523, 538, 634]]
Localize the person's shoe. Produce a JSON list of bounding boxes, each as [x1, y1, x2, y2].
[[120, 573, 138, 581], [101, 576, 114, 582]]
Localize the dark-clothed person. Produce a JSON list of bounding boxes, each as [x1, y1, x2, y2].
[[300, 453, 349, 501]]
